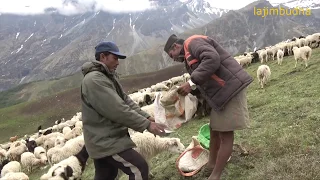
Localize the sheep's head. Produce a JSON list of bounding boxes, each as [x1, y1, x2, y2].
[[51, 165, 74, 180], [54, 136, 66, 147], [167, 138, 185, 153]]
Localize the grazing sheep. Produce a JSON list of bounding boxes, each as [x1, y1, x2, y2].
[[0, 149, 6, 163], [9, 136, 18, 142], [34, 147, 47, 164], [1, 161, 21, 178], [64, 127, 82, 140], [20, 152, 43, 173], [40, 146, 89, 180], [6, 142, 28, 161], [258, 49, 268, 63], [75, 121, 83, 129], [257, 65, 271, 89], [47, 135, 84, 166], [0, 143, 11, 151], [0, 172, 29, 180], [292, 46, 312, 68], [62, 126, 72, 135], [277, 49, 284, 65]]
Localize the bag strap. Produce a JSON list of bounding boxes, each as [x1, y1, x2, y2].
[[175, 145, 207, 177]]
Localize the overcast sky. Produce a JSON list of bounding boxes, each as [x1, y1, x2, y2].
[[0, 0, 290, 15]]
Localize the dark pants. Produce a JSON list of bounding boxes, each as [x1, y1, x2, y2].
[[93, 148, 149, 180]]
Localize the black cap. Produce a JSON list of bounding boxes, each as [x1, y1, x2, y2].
[[95, 41, 126, 59], [164, 34, 179, 54]]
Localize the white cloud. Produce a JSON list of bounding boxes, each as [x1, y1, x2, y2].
[[0, 0, 157, 15], [0, 0, 293, 15]]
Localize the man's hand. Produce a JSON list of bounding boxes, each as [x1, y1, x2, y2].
[[177, 82, 192, 96], [148, 117, 155, 122], [147, 122, 167, 136]]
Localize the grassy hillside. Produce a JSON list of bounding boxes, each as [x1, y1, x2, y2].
[[2, 48, 320, 180], [0, 64, 186, 109], [0, 64, 186, 144]]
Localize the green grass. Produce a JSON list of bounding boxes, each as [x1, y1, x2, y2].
[[2, 48, 320, 180]]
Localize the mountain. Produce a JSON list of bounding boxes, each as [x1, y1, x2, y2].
[[0, 0, 229, 91], [271, 0, 320, 9], [179, 0, 320, 54]]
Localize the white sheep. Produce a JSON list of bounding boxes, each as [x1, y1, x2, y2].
[[131, 131, 185, 160], [0, 172, 29, 180], [34, 146, 48, 164], [62, 126, 72, 135], [75, 121, 83, 129], [0, 143, 12, 150], [64, 127, 82, 140], [1, 161, 21, 178], [117, 131, 185, 179], [170, 76, 185, 85], [257, 65, 271, 89], [40, 146, 88, 180], [6, 142, 28, 161], [152, 83, 169, 92], [258, 49, 268, 63], [292, 46, 312, 68], [47, 135, 84, 166], [20, 152, 44, 173], [0, 148, 7, 163], [277, 49, 284, 65]]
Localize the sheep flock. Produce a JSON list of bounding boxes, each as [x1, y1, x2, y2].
[[0, 32, 319, 179], [236, 32, 319, 88]]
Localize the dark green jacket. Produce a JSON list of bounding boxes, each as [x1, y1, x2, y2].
[[80, 61, 151, 159]]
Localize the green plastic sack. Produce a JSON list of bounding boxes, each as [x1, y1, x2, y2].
[[197, 123, 210, 149]]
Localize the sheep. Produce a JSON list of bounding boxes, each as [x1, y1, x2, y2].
[[20, 152, 44, 173], [152, 83, 169, 92], [64, 127, 82, 140], [257, 65, 271, 89], [292, 46, 312, 68], [75, 121, 83, 129], [277, 49, 284, 65], [0, 143, 11, 151], [117, 131, 185, 179], [46, 138, 66, 166], [1, 161, 21, 178], [237, 54, 253, 67], [0, 172, 29, 180], [0, 149, 6, 163], [40, 146, 89, 180], [34, 147, 48, 164], [162, 80, 173, 89], [6, 142, 28, 161], [62, 126, 72, 136], [9, 136, 18, 142], [47, 135, 84, 166], [170, 76, 185, 85], [25, 139, 37, 153], [258, 49, 268, 63]]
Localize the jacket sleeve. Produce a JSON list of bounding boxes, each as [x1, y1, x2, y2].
[[123, 93, 151, 119], [188, 39, 221, 85], [85, 73, 151, 133]]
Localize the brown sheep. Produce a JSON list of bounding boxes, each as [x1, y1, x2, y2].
[[9, 135, 18, 142]]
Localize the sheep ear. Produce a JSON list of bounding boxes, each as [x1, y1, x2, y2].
[[65, 165, 73, 177], [169, 139, 178, 146]]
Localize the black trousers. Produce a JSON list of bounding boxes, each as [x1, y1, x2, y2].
[[93, 148, 149, 180]]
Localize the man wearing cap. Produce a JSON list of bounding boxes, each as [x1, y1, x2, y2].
[[164, 34, 253, 180], [81, 41, 167, 180]]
